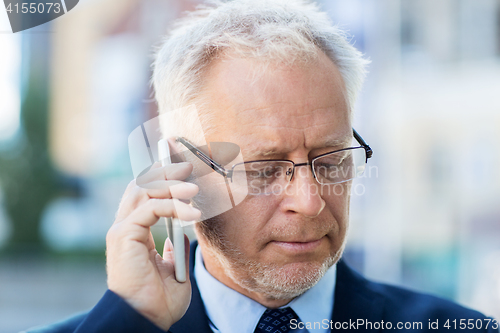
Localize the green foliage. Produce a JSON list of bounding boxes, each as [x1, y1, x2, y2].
[[0, 35, 60, 252]]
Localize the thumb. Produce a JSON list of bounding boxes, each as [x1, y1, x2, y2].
[[163, 237, 174, 261], [162, 234, 191, 282]]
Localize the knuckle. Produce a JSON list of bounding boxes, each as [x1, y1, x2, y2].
[[162, 167, 170, 180], [145, 197, 160, 209], [130, 186, 148, 200], [106, 225, 118, 242], [126, 179, 137, 190], [148, 198, 172, 216]]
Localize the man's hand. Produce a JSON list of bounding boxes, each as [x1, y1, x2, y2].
[[106, 162, 201, 331]]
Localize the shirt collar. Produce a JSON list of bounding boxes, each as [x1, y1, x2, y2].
[[194, 245, 336, 333]]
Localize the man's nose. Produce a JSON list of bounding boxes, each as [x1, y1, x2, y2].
[[281, 165, 325, 218]]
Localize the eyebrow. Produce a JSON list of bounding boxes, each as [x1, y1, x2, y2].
[[241, 146, 279, 159], [323, 136, 352, 148], [242, 135, 353, 160]]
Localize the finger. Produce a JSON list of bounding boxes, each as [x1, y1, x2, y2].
[[111, 199, 201, 244], [146, 230, 156, 252], [120, 162, 162, 198], [131, 199, 200, 227], [150, 161, 162, 169], [121, 179, 138, 204], [114, 180, 138, 224], [156, 237, 176, 283], [141, 181, 199, 200], [161, 234, 190, 283], [137, 162, 193, 185], [114, 182, 199, 223], [163, 237, 174, 261]]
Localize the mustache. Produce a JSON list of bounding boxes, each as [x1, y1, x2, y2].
[[263, 216, 336, 241]]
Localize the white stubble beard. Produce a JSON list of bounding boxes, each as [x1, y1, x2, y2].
[[198, 223, 346, 300]]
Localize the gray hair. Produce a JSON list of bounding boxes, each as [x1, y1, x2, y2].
[[153, 0, 369, 143]]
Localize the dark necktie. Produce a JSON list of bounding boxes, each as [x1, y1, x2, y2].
[[254, 307, 299, 333]]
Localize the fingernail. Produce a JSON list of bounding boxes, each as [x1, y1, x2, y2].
[[170, 182, 198, 193], [183, 182, 198, 189], [172, 199, 201, 220]]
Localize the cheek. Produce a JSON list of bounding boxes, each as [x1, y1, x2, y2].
[[222, 196, 280, 251], [194, 174, 243, 220], [323, 184, 351, 225]]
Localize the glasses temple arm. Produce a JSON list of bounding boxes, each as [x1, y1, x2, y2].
[[353, 128, 373, 159], [175, 137, 228, 177]]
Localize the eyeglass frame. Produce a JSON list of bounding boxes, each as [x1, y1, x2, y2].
[[175, 128, 373, 184]]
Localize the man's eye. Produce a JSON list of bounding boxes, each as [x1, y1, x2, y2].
[[317, 160, 343, 169], [318, 161, 340, 168], [248, 167, 276, 179], [320, 153, 351, 166]]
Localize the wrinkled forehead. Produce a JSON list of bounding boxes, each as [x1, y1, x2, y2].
[[197, 52, 351, 156]]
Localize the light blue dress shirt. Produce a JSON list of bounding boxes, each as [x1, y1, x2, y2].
[[194, 246, 336, 333]]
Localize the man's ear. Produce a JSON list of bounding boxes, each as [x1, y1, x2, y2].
[[166, 137, 186, 163]]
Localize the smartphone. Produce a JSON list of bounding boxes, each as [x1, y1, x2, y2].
[[158, 138, 187, 283]]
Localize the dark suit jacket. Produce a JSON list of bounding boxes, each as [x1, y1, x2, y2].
[[25, 241, 499, 333]]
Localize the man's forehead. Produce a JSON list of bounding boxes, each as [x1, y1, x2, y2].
[[199, 53, 351, 156], [236, 132, 353, 159], [202, 53, 347, 109]]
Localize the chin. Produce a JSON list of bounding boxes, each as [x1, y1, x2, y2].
[[230, 252, 340, 300]]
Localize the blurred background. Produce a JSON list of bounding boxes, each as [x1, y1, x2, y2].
[[0, 0, 499, 332]]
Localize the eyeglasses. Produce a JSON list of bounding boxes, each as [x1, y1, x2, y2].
[[176, 129, 373, 195]]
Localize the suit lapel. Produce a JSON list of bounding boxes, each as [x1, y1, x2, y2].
[[169, 241, 213, 333], [331, 260, 385, 332]]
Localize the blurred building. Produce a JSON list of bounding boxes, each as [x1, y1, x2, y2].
[[42, 0, 200, 251], [0, 1, 499, 331], [322, 0, 500, 318]]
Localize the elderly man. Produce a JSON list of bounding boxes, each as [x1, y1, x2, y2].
[[28, 1, 498, 333]]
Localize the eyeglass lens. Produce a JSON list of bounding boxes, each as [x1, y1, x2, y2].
[[231, 147, 367, 195]]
